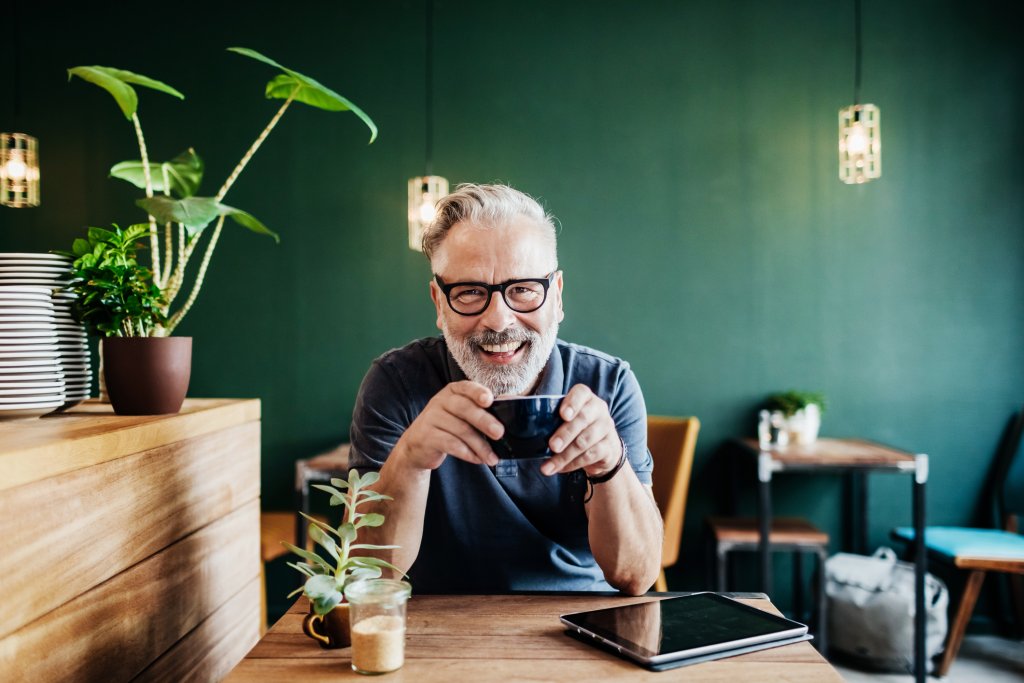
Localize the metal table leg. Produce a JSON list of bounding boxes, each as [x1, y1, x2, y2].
[[758, 451, 773, 596], [913, 455, 929, 683]]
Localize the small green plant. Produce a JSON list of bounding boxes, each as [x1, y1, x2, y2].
[[59, 224, 167, 337], [764, 390, 827, 417], [65, 47, 376, 337], [283, 469, 404, 616]]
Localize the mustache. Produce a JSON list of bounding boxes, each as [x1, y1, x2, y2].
[[469, 328, 538, 347]]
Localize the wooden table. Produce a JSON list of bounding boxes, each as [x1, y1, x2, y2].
[[733, 437, 929, 683], [225, 593, 842, 682]]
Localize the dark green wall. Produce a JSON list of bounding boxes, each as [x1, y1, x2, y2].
[[2, 1, 1022, 609]]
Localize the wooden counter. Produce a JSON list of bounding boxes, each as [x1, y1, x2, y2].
[[0, 398, 262, 682]]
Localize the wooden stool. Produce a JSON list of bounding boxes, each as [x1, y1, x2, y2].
[[707, 516, 829, 653], [295, 443, 350, 551]]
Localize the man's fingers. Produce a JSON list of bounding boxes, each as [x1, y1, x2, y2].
[[448, 380, 494, 407], [443, 394, 504, 440], [558, 384, 593, 421], [433, 411, 499, 465]]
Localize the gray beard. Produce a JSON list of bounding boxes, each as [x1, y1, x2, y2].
[[443, 321, 558, 396]]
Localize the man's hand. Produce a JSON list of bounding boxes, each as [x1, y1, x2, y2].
[[541, 384, 622, 477], [394, 380, 503, 471]]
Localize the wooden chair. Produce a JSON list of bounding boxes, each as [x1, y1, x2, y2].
[[891, 405, 1024, 677], [648, 416, 700, 592]]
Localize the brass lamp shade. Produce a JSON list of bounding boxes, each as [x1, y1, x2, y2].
[[838, 104, 880, 184], [407, 175, 448, 251], [0, 132, 40, 207]]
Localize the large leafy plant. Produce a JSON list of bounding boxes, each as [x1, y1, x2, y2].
[[283, 469, 404, 615], [66, 48, 376, 337], [765, 390, 827, 417], [61, 224, 167, 337]]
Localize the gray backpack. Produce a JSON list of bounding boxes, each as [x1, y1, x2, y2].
[[825, 547, 948, 673]]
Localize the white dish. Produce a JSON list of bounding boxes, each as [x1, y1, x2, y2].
[[0, 285, 54, 294], [0, 272, 70, 280], [0, 402, 64, 418], [0, 315, 58, 323], [0, 322, 54, 331], [0, 279, 68, 286], [0, 393, 65, 404], [0, 264, 70, 272], [0, 351, 61, 360], [0, 293, 52, 302], [0, 330, 58, 339], [0, 253, 71, 261], [0, 357, 61, 368], [0, 371, 63, 380], [0, 383, 64, 394]]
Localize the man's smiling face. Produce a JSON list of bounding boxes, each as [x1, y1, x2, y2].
[[430, 217, 563, 396]]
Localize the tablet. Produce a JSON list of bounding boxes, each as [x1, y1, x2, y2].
[[559, 592, 809, 666]]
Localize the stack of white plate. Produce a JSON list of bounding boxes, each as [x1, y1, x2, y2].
[[0, 252, 93, 417], [0, 284, 65, 417]]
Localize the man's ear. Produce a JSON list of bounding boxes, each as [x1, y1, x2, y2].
[[430, 280, 444, 331], [554, 270, 565, 322]]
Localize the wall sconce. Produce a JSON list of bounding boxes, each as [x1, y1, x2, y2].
[[838, 0, 881, 184], [407, 0, 448, 251], [1, 132, 40, 207]]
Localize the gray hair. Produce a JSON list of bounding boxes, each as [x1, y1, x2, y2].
[[421, 183, 558, 265]]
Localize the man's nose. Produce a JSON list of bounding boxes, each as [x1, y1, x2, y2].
[[478, 291, 516, 330]]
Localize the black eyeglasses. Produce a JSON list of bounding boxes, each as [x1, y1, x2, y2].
[[434, 271, 557, 316]]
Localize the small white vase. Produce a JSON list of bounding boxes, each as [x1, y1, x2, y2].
[[788, 404, 821, 444]]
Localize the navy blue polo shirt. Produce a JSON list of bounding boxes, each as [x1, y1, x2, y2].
[[348, 336, 652, 593]]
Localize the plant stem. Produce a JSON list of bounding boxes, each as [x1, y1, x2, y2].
[[164, 86, 300, 334], [160, 165, 173, 288], [215, 86, 299, 202], [165, 214, 226, 333], [131, 113, 161, 284]]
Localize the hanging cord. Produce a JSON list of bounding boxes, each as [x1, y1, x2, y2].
[[425, 0, 434, 176], [853, 0, 862, 107]]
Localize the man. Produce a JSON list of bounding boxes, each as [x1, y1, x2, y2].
[[350, 184, 662, 595]]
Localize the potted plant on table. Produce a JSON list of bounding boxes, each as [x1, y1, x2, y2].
[[59, 48, 376, 414], [284, 469, 405, 649], [764, 390, 827, 445]]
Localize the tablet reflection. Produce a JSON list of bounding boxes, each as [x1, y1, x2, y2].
[[611, 600, 663, 654]]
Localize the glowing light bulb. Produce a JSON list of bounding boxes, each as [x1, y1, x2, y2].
[[846, 123, 869, 155], [3, 154, 27, 181], [418, 196, 436, 224]]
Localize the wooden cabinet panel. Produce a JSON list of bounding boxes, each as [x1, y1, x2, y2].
[[0, 500, 260, 683], [0, 422, 260, 640], [0, 399, 262, 683]]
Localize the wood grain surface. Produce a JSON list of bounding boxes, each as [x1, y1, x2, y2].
[[0, 421, 260, 640], [0, 398, 261, 492], [740, 437, 917, 469], [136, 576, 263, 683], [225, 594, 842, 682], [0, 500, 260, 683]]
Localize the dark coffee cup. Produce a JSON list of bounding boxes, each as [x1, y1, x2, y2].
[[485, 395, 565, 459]]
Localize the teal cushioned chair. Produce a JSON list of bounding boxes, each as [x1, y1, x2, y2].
[[892, 406, 1024, 677]]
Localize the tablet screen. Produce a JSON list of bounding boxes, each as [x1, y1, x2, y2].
[[560, 593, 807, 663]]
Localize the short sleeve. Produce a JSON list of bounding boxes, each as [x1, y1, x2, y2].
[[348, 358, 413, 473], [609, 364, 652, 485]]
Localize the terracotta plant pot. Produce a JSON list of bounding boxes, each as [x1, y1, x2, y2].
[[302, 603, 351, 649], [102, 337, 192, 415]]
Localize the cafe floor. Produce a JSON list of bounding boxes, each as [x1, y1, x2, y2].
[[833, 635, 1024, 682]]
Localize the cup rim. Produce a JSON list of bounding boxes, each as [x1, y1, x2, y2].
[[490, 394, 565, 401], [344, 578, 412, 604]]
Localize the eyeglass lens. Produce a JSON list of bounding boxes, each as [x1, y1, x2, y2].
[[448, 281, 548, 315]]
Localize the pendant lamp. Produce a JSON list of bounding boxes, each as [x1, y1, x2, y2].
[[839, 0, 880, 184], [1, 9, 40, 207], [407, 0, 448, 251]]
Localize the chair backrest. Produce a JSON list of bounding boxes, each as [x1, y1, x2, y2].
[[647, 416, 700, 570], [996, 406, 1024, 527]]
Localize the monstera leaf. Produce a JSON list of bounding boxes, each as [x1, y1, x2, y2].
[[110, 148, 204, 197], [67, 66, 184, 118], [136, 196, 279, 242], [227, 47, 377, 143]]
